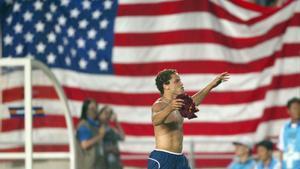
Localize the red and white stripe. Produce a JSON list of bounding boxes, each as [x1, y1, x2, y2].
[[1, 0, 300, 167]]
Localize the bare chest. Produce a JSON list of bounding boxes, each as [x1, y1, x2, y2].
[[165, 110, 183, 124]]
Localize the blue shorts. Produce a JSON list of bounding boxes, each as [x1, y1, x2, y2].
[[148, 149, 191, 169]]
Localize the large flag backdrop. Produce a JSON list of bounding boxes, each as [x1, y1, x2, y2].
[[1, 0, 300, 167]]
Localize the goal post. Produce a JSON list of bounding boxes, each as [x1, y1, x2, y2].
[[0, 57, 76, 169]]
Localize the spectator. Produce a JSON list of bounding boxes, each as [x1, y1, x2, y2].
[[98, 105, 125, 169], [228, 138, 256, 169], [255, 140, 281, 169], [246, 0, 289, 7], [76, 99, 105, 169], [277, 97, 300, 169]]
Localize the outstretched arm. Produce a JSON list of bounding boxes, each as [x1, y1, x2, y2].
[[192, 72, 230, 106]]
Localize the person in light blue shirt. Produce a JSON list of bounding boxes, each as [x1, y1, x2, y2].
[[277, 97, 300, 169], [255, 140, 281, 169], [228, 138, 256, 169]]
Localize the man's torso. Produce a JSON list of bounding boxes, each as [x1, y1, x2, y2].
[[153, 99, 184, 153]]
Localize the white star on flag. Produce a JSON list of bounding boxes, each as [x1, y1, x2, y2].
[[77, 38, 86, 48], [79, 58, 88, 69], [14, 23, 23, 34], [70, 8, 80, 18], [82, 1, 91, 10], [4, 35, 13, 46], [13, 2, 21, 12], [55, 25, 62, 33], [50, 3, 57, 13], [65, 56, 71, 66], [61, 0, 70, 7], [88, 29, 97, 39], [47, 32, 56, 43], [35, 21, 45, 32], [58, 16, 67, 26], [99, 60, 108, 71], [97, 38, 107, 50], [58, 45, 64, 54], [79, 19, 88, 29], [100, 19, 109, 29], [6, 15, 12, 25], [63, 38, 69, 45], [34, 1, 43, 11], [88, 49, 97, 60], [36, 42, 46, 54], [71, 48, 77, 57], [24, 32, 34, 43], [67, 27, 75, 37], [23, 11, 33, 22], [45, 12, 53, 22], [103, 0, 113, 10], [92, 10, 102, 19], [47, 53, 56, 64], [15, 44, 24, 55], [26, 53, 34, 59], [5, 0, 13, 5]]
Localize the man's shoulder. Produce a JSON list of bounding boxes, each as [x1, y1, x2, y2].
[[152, 98, 167, 111], [228, 158, 256, 169], [153, 97, 163, 103], [281, 120, 292, 130], [227, 159, 239, 169]]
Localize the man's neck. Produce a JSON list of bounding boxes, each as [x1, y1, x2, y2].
[[239, 154, 250, 163], [263, 157, 271, 167], [162, 93, 176, 101], [291, 119, 300, 124]]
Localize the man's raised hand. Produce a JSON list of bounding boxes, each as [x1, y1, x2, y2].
[[210, 72, 230, 88]]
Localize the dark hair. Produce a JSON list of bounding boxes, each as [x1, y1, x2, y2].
[[99, 105, 111, 115], [98, 105, 113, 120], [80, 98, 96, 120], [155, 69, 177, 95], [287, 97, 300, 108], [256, 140, 274, 151]]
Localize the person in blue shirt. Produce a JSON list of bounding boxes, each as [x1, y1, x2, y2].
[[255, 140, 281, 169], [228, 138, 256, 169], [277, 97, 300, 169], [76, 98, 106, 169]]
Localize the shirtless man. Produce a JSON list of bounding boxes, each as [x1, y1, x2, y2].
[[148, 69, 229, 169]]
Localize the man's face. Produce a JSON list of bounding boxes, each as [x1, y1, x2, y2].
[[288, 102, 300, 121], [166, 73, 184, 96], [234, 144, 249, 157], [256, 146, 271, 162]]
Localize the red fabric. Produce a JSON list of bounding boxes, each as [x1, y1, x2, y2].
[[176, 94, 199, 119]]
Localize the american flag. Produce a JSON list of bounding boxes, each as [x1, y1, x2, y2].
[[1, 0, 300, 168], [2, 0, 116, 73]]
